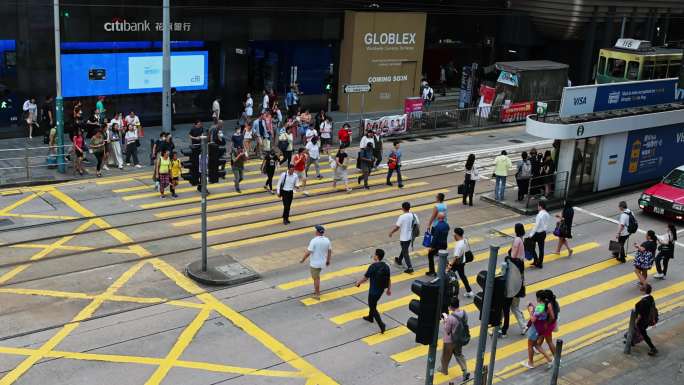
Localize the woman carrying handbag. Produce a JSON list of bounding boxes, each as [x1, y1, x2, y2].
[[462, 154, 479, 206], [654, 224, 676, 279], [554, 202, 574, 256]]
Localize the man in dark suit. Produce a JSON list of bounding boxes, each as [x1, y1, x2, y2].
[[634, 283, 657, 355]]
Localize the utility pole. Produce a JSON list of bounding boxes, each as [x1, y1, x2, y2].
[[474, 246, 499, 385], [162, 0, 171, 133], [200, 135, 208, 272], [53, 0, 65, 173]]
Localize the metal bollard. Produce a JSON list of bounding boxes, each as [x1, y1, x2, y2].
[[549, 339, 563, 385], [624, 310, 636, 354]]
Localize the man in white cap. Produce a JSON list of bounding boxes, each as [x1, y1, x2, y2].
[[300, 225, 332, 300]]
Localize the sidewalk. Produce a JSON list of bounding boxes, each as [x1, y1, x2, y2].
[[509, 306, 684, 385]]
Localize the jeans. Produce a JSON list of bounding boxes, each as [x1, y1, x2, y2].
[[232, 166, 244, 190], [613, 235, 629, 262], [367, 291, 385, 327], [451, 263, 472, 292], [440, 342, 467, 376], [532, 231, 547, 267], [495, 175, 507, 201], [386, 165, 403, 186], [94, 151, 104, 172], [306, 157, 321, 177], [398, 240, 413, 269], [281, 190, 294, 221]]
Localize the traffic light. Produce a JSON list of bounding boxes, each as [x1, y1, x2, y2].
[[181, 147, 199, 186], [324, 75, 333, 94], [407, 280, 440, 345], [473, 270, 506, 327], [208, 146, 226, 183]]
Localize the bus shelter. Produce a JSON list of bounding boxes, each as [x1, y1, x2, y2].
[[526, 78, 684, 199]]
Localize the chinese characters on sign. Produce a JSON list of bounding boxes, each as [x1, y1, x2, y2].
[[155, 22, 192, 32]]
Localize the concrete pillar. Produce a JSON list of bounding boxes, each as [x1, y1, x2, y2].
[[601, 8, 616, 49], [580, 7, 598, 85], [555, 139, 576, 199]]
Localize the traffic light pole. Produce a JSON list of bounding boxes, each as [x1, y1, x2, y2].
[[53, 0, 65, 173], [474, 245, 499, 385], [424, 250, 449, 385], [200, 135, 208, 272]]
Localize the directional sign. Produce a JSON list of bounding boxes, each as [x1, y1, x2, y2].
[[344, 84, 371, 93]]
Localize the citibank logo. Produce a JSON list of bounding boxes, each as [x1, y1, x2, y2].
[[364, 32, 416, 46], [104, 19, 151, 32]]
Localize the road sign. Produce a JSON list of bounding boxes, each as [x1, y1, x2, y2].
[[344, 84, 371, 93]]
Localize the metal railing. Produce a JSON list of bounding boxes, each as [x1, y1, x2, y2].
[[524, 171, 570, 210], [0, 145, 72, 184]]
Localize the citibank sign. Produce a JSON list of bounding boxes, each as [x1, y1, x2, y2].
[[104, 20, 150, 32], [364, 32, 416, 46]]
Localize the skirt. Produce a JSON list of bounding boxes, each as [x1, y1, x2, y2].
[[159, 173, 170, 189], [634, 250, 654, 270]]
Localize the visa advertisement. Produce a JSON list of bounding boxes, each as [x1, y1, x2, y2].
[[560, 78, 684, 117], [61, 51, 208, 97], [621, 123, 684, 185]]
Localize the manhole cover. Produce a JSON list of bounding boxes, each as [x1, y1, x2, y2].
[[509, 139, 524, 143], [0, 218, 13, 227], [215, 263, 253, 277]]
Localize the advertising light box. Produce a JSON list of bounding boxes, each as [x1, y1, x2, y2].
[[61, 51, 208, 97]]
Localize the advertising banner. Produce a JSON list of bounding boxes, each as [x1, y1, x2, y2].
[[500, 101, 534, 123], [497, 71, 519, 87], [560, 78, 684, 118], [479, 85, 496, 104], [362, 114, 408, 137], [621, 123, 684, 185]]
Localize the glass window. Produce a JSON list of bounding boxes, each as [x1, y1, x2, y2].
[[598, 56, 607, 75], [626, 61, 639, 80], [607, 58, 626, 78], [663, 169, 684, 189], [668, 61, 681, 78], [654, 65, 668, 79], [642, 62, 654, 79]]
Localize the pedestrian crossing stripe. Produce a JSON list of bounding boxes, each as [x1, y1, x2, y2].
[[391, 250, 632, 362], [212, 197, 472, 251], [330, 242, 597, 326], [112, 161, 333, 193], [278, 223, 537, 292], [193, 188, 442, 239], [95, 171, 153, 185], [122, 163, 340, 201], [139, 169, 385, 209], [433, 278, 684, 384], [175, 182, 428, 228]]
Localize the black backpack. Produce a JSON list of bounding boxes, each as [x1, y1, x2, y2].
[[626, 211, 638, 234]]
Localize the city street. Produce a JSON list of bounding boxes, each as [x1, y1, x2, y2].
[[1, 125, 681, 385]]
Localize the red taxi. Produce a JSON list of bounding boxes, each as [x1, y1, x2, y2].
[[639, 166, 684, 221]]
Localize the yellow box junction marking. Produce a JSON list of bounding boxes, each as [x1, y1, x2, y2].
[[0, 188, 340, 385]]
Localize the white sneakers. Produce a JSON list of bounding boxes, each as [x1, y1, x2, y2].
[[653, 273, 665, 280], [464, 291, 475, 298], [102, 165, 109, 170]]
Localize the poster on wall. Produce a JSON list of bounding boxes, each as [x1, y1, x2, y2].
[[500, 101, 534, 123], [459, 65, 471, 108], [362, 114, 408, 137], [621, 123, 684, 185]]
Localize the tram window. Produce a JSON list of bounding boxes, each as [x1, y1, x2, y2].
[[607, 58, 626, 78], [626, 61, 639, 80], [598, 56, 607, 75], [668, 62, 681, 78], [653, 65, 668, 79], [642, 62, 654, 79]]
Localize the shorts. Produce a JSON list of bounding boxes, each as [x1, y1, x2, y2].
[[321, 137, 332, 146], [310, 267, 322, 279], [171, 177, 179, 184], [296, 171, 306, 180], [526, 325, 539, 341]]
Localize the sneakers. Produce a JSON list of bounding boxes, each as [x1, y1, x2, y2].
[[102, 165, 109, 171], [394, 257, 402, 266], [135, 164, 142, 168], [464, 291, 475, 298], [462, 372, 470, 382], [404, 268, 414, 274], [521, 361, 534, 369], [362, 316, 373, 323], [648, 348, 658, 356], [653, 273, 665, 280]]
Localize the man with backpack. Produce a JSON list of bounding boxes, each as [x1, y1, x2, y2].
[[614, 201, 638, 263], [439, 297, 471, 383], [355, 248, 392, 334], [633, 283, 658, 355], [386, 141, 403, 188], [389, 202, 419, 274], [422, 83, 435, 111]]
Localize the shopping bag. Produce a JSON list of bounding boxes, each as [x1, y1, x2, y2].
[[422, 231, 432, 248], [609, 240, 622, 254]]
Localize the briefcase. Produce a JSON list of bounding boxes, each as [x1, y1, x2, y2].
[[609, 240, 622, 254]]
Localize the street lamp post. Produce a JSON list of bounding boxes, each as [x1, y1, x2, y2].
[[53, 0, 65, 173], [162, 0, 171, 133]]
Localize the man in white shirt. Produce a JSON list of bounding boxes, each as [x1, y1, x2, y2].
[[124, 111, 140, 128], [300, 225, 332, 300], [277, 163, 299, 225], [529, 200, 551, 268], [305, 136, 322, 180], [614, 201, 632, 263], [212, 97, 221, 120], [422, 84, 434, 111], [262, 89, 270, 113], [389, 202, 418, 274]]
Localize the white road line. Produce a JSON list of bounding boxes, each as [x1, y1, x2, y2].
[[574, 206, 684, 248], [400, 139, 553, 166]]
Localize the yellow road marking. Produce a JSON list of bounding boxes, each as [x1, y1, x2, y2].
[[195, 189, 441, 239], [9, 243, 141, 255], [392, 250, 634, 363], [95, 171, 153, 185], [0, 193, 43, 216], [144, 307, 212, 385], [213, 197, 465, 250], [176, 182, 427, 227], [1, 213, 79, 220], [433, 279, 684, 384]]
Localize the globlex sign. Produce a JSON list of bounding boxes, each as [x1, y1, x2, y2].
[[363, 32, 417, 46]]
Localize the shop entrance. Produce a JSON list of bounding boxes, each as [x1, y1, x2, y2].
[[569, 137, 600, 194]]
